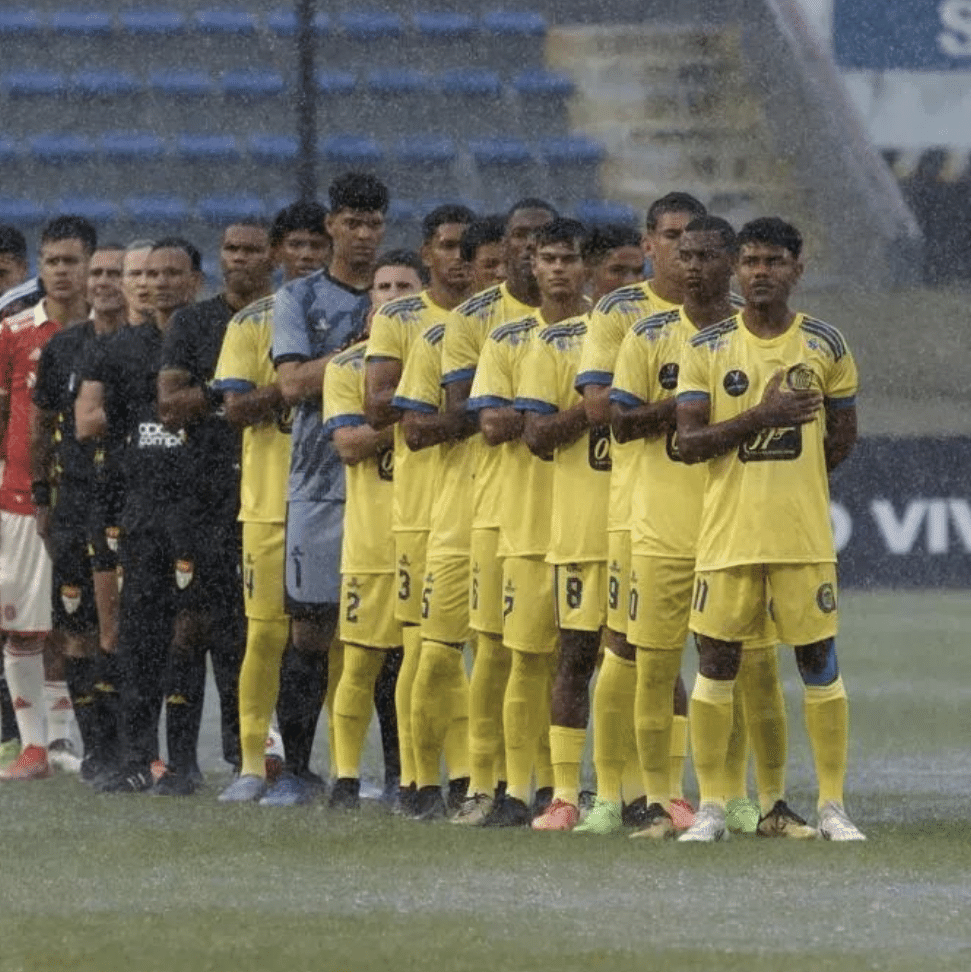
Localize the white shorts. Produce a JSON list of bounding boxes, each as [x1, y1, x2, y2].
[[0, 510, 53, 633]]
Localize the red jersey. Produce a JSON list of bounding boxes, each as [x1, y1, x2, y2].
[[0, 301, 59, 515]]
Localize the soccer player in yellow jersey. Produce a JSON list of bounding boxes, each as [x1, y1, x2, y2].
[[676, 217, 863, 842], [213, 202, 330, 803], [463, 218, 590, 826], [363, 206, 475, 814], [421, 199, 555, 822]]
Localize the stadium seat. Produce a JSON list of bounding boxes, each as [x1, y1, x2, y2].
[[0, 139, 18, 164], [147, 69, 212, 97], [513, 69, 575, 133], [99, 131, 166, 161], [193, 10, 258, 35], [28, 133, 97, 164], [481, 11, 547, 37], [366, 68, 431, 96], [265, 8, 329, 36], [438, 68, 502, 98], [248, 134, 298, 164], [1, 69, 64, 97], [469, 137, 532, 167], [316, 70, 357, 96], [511, 68, 574, 98], [48, 10, 113, 36], [387, 199, 419, 224], [338, 11, 403, 41], [412, 11, 477, 39], [539, 135, 605, 166], [469, 138, 540, 207], [574, 200, 640, 227], [175, 134, 241, 163], [196, 195, 266, 224], [124, 195, 190, 224], [393, 135, 457, 167], [71, 69, 140, 98], [220, 69, 285, 98], [118, 10, 186, 34], [390, 136, 458, 197], [320, 135, 383, 168], [56, 196, 120, 224], [363, 70, 434, 136], [0, 10, 43, 36], [0, 197, 45, 226]]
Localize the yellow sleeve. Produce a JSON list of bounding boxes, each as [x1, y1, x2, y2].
[[576, 302, 626, 388], [323, 353, 366, 430], [213, 309, 262, 391], [469, 333, 514, 408], [824, 346, 859, 405], [676, 338, 710, 402], [365, 309, 404, 362], [610, 327, 651, 405], [515, 335, 561, 413], [394, 327, 442, 413], [441, 309, 481, 386]]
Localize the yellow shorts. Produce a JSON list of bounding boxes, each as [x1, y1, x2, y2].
[[629, 555, 778, 651], [241, 521, 286, 622], [606, 530, 630, 635], [690, 562, 838, 647], [340, 572, 403, 650], [502, 556, 558, 654], [421, 552, 470, 646], [394, 530, 427, 625], [469, 527, 502, 636], [553, 561, 606, 633]]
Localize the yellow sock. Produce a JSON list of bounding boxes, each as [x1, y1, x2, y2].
[[532, 654, 556, 791], [688, 674, 735, 807], [444, 649, 470, 780], [238, 618, 289, 778], [412, 639, 464, 788], [503, 650, 548, 802], [332, 645, 385, 779], [591, 649, 636, 805], [737, 645, 787, 812], [634, 649, 681, 807], [549, 725, 586, 807], [804, 676, 848, 809], [669, 714, 689, 801], [723, 687, 749, 801], [326, 640, 344, 777], [467, 632, 510, 795], [396, 625, 422, 788]]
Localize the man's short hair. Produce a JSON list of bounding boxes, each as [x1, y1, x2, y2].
[[581, 223, 642, 263], [459, 215, 506, 263], [421, 204, 476, 243], [684, 215, 738, 254], [375, 248, 427, 285], [126, 238, 156, 253], [645, 192, 706, 231], [0, 225, 28, 263], [270, 201, 329, 247], [737, 217, 803, 259], [225, 217, 270, 236], [40, 215, 97, 255], [534, 217, 587, 250], [506, 198, 558, 224], [328, 172, 389, 215], [151, 236, 203, 273]]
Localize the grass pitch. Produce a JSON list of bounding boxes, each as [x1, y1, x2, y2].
[[2, 591, 970, 972]]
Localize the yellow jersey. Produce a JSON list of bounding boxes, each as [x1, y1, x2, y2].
[[516, 315, 610, 564], [677, 312, 858, 568], [212, 294, 290, 525], [468, 313, 553, 558], [611, 308, 706, 560], [322, 341, 394, 574], [442, 282, 535, 531], [577, 280, 681, 534], [393, 322, 473, 558], [365, 290, 449, 533]]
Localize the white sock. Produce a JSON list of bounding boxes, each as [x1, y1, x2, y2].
[[45, 680, 76, 747], [4, 647, 47, 749]]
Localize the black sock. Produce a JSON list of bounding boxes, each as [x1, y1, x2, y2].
[[63, 656, 101, 759], [163, 651, 206, 775], [277, 646, 327, 776], [93, 652, 122, 765], [209, 631, 243, 770], [374, 648, 402, 787], [0, 672, 19, 744]]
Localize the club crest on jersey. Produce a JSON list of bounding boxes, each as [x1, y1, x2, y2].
[[723, 370, 749, 396], [175, 559, 194, 590], [816, 583, 836, 614], [60, 585, 81, 614], [786, 363, 821, 392], [659, 362, 679, 390], [105, 526, 120, 552]]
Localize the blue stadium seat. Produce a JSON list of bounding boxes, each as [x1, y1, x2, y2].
[[538, 136, 606, 166], [469, 137, 532, 167], [265, 8, 329, 36], [412, 12, 477, 39], [366, 68, 431, 96], [148, 69, 212, 97], [29, 133, 97, 164], [320, 135, 383, 167], [196, 195, 266, 224], [220, 69, 285, 97], [438, 68, 502, 98], [193, 10, 258, 35], [392, 136, 457, 167], [0, 198, 45, 226], [118, 10, 186, 34], [481, 11, 547, 37], [175, 134, 241, 162], [390, 136, 458, 197], [1, 69, 64, 97], [387, 199, 419, 224], [71, 69, 141, 98], [248, 134, 298, 164], [574, 200, 640, 227], [125, 195, 190, 224], [99, 131, 166, 161], [0, 139, 18, 164], [338, 11, 403, 41], [56, 196, 120, 223], [0, 10, 43, 36], [511, 69, 574, 98], [316, 70, 357, 96], [48, 10, 113, 36]]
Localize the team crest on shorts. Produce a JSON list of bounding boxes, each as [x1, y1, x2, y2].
[[60, 585, 81, 614], [175, 559, 195, 590], [816, 583, 836, 614], [106, 527, 120, 552]]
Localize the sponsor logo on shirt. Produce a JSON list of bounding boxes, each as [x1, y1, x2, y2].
[[136, 422, 186, 448]]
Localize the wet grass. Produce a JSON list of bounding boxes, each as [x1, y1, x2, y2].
[[1, 591, 970, 972]]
